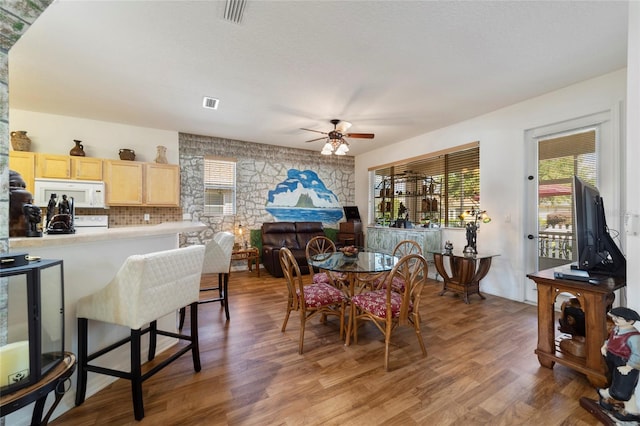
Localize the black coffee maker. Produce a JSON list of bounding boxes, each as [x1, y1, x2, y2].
[[46, 194, 75, 234]]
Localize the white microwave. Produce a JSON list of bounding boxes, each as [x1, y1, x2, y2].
[[33, 178, 107, 209]]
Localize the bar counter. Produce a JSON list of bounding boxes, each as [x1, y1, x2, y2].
[[5, 221, 206, 425]]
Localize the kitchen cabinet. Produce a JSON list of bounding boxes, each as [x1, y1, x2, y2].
[[37, 154, 71, 179], [37, 154, 103, 181], [144, 163, 180, 206], [9, 151, 36, 193], [104, 161, 180, 207], [72, 157, 103, 180], [104, 160, 144, 205]]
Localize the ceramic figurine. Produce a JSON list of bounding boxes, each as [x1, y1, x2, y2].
[[46, 193, 57, 229], [597, 307, 640, 422], [23, 203, 43, 237], [464, 222, 478, 254], [59, 195, 71, 215], [444, 241, 453, 254], [9, 170, 32, 237]]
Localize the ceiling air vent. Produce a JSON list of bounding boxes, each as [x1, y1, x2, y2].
[[224, 0, 247, 24], [202, 97, 220, 110]]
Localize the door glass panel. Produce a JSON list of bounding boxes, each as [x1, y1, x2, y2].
[[537, 129, 596, 271]]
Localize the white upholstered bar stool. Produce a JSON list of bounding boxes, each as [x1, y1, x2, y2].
[[75, 245, 205, 421], [179, 231, 235, 327]]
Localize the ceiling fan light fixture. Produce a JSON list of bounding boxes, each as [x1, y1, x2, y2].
[[321, 145, 333, 155], [336, 142, 349, 154]]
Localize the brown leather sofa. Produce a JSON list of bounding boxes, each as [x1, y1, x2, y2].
[[261, 221, 325, 277]]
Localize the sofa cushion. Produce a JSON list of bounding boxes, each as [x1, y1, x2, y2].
[[262, 222, 299, 249], [295, 222, 325, 249]]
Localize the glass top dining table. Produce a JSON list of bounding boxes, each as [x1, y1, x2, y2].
[[308, 251, 399, 297]]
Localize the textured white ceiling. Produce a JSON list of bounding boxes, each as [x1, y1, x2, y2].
[[9, 0, 629, 156]]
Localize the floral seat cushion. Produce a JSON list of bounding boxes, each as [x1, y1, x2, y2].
[[312, 272, 331, 284], [370, 275, 406, 293], [351, 289, 412, 318], [312, 271, 348, 285], [298, 282, 345, 307]]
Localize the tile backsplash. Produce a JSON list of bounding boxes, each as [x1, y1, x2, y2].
[[74, 206, 182, 227]]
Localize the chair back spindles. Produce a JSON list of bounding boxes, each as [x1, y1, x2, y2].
[[348, 252, 428, 370], [279, 247, 345, 354]]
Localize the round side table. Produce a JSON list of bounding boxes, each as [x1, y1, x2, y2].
[[1, 352, 76, 425]]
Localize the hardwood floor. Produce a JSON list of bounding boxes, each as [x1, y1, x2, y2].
[[51, 270, 602, 425]]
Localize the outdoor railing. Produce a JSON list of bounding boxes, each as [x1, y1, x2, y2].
[[539, 225, 574, 261]]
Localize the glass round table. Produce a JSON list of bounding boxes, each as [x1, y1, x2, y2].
[[308, 251, 399, 297]]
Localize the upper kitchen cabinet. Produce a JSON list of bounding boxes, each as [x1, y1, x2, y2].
[[37, 154, 103, 181], [103, 161, 179, 207], [72, 157, 103, 180], [104, 160, 144, 205], [37, 153, 71, 179], [144, 163, 180, 206], [9, 151, 36, 193]]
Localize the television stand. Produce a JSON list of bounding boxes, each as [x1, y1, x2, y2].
[[527, 268, 625, 388]]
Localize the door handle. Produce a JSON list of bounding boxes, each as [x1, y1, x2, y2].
[[527, 234, 535, 240]]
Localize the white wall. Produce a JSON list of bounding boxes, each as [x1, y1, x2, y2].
[[9, 109, 179, 164], [355, 69, 628, 302], [625, 2, 640, 312]]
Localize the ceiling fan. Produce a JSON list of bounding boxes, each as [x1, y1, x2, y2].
[[301, 119, 374, 155]]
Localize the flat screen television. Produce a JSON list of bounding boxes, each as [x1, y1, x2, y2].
[[572, 175, 626, 277], [343, 206, 361, 222]]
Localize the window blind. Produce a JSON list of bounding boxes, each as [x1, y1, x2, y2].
[[204, 157, 236, 215]]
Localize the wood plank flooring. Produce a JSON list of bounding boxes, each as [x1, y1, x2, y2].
[[51, 270, 602, 425]]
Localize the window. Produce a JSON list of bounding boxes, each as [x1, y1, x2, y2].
[[370, 143, 480, 227], [204, 157, 236, 215]]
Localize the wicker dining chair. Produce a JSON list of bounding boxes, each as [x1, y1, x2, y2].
[[346, 253, 428, 371], [305, 235, 347, 286], [280, 247, 346, 354], [371, 239, 423, 292]]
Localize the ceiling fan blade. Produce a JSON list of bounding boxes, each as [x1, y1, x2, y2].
[[336, 121, 352, 133], [300, 128, 328, 135], [305, 136, 328, 143], [345, 133, 375, 139]]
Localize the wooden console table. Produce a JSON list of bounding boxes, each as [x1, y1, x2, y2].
[[527, 268, 625, 388], [232, 247, 260, 276], [1, 352, 76, 425], [432, 251, 499, 304]]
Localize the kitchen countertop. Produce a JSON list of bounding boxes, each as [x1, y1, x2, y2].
[[9, 221, 207, 249]]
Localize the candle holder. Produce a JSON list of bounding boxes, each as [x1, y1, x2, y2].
[[0, 256, 65, 394]]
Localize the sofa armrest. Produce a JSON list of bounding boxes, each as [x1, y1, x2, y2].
[[262, 245, 284, 278]]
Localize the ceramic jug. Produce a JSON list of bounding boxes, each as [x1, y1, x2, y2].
[[70, 140, 86, 156], [10, 131, 31, 152]]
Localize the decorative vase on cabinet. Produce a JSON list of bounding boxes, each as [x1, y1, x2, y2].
[[119, 149, 135, 161], [10, 131, 31, 152], [154, 145, 168, 164], [70, 140, 85, 156]]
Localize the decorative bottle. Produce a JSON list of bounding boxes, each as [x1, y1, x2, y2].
[[70, 140, 86, 156]]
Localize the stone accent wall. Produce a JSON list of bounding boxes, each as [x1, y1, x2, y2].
[[179, 133, 355, 247], [1, 3, 52, 418]]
